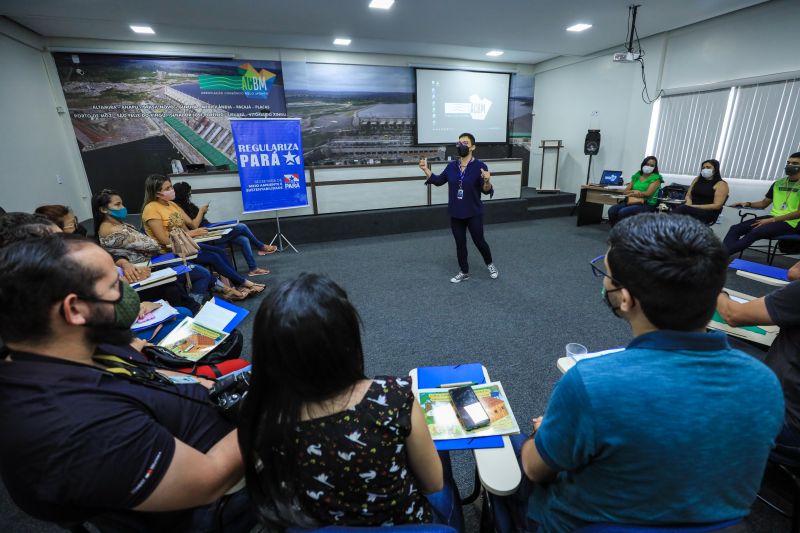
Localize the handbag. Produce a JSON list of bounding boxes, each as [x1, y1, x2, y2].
[[168, 227, 200, 289]]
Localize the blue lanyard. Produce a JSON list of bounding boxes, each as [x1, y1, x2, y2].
[[458, 159, 471, 189]]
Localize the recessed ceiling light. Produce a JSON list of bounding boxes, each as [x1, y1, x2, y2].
[[333, 38, 352, 46], [369, 0, 395, 9], [486, 50, 504, 57], [130, 25, 155, 34], [566, 23, 592, 32]]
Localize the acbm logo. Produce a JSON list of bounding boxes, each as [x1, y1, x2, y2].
[[283, 174, 301, 189], [242, 76, 271, 98]]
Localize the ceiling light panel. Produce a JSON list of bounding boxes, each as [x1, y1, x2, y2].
[[369, 0, 395, 9], [130, 25, 155, 34], [566, 23, 592, 32]]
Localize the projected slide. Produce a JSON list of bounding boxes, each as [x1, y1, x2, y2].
[[416, 69, 510, 144]]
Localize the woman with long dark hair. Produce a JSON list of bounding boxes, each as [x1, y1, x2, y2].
[[607, 156, 663, 226], [671, 159, 729, 224], [239, 273, 462, 530]]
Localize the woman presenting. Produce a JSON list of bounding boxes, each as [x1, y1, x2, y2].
[[419, 133, 498, 283]]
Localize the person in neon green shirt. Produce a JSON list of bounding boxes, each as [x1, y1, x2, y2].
[[607, 156, 663, 226], [723, 151, 800, 255]]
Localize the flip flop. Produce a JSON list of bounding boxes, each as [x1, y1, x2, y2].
[[257, 245, 278, 256], [247, 268, 270, 277]]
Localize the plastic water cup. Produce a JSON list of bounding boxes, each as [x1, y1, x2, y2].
[[566, 343, 588, 362]]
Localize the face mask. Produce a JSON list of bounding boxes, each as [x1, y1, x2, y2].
[[700, 168, 714, 179], [158, 189, 176, 201], [456, 143, 470, 157], [785, 165, 800, 177], [108, 207, 128, 220], [79, 280, 141, 330], [601, 286, 624, 319], [642, 165, 655, 175]]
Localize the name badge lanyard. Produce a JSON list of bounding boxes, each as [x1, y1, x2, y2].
[[781, 180, 800, 210], [457, 162, 469, 200]]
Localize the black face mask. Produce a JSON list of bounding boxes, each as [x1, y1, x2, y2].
[[456, 143, 470, 157], [785, 165, 800, 177], [601, 286, 624, 319]]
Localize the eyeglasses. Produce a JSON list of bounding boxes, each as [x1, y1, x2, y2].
[[63, 216, 79, 230], [589, 255, 622, 286]]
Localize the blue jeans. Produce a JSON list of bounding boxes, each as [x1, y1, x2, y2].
[[188, 264, 212, 298], [213, 223, 266, 271], [197, 243, 246, 286], [607, 202, 656, 226], [135, 306, 193, 344], [426, 451, 465, 532], [489, 434, 539, 533]]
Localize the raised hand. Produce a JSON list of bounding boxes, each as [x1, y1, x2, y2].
[[480, 168, 491, 182]]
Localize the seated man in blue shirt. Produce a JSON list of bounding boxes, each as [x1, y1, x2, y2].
[[0, 235, 255, 532], [502, 214, 784, 532]]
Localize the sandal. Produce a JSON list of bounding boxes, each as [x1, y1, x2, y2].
[[247, 268, 270, 277], [240, 282, 266, 294], [216, 285, 248, 301], [257, 244, 278, 256]]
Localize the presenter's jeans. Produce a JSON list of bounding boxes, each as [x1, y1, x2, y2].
[[215, 223, 266, 271], [451, 215, 493, 273], [197, 243, 247, 286], [671, 204, 721, 225], [723, 216, 798, 255], [607, 202, 655, 226]]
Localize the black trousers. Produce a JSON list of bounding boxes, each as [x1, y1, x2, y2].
[[722, 215, 798, 255], [450, 216, 492, 273]]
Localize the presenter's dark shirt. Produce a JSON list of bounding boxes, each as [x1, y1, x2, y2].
[[765, 280, 800, 431], [0, 351, 233, 529], [426, 158, 493, 219]]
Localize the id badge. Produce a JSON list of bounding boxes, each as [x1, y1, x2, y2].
[[457, 189, 464, 200]]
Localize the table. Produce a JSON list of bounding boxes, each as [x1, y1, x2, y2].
[[409, 366, 521, 498], [576, 185, 624, 226], [736, 270, 789, 287], [134, 254, 198, 269]]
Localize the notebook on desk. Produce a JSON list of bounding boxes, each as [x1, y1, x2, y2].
[[416, 364, 504, 450]]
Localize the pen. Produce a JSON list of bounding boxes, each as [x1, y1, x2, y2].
[[439, 381, 477, 388]]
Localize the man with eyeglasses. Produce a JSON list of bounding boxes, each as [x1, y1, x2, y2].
[[495, 214, 783, 532], [0, 235, 255, 531]]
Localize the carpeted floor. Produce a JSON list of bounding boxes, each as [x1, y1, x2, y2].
[[0, 216, 792, 532]]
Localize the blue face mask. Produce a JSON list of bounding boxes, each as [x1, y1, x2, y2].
[[108, 207, 128, 220]]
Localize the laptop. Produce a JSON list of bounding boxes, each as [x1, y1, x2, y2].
[[598, 170, 623, 186]]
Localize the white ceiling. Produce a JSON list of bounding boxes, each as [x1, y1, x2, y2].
[[3, 0, 771, 65]]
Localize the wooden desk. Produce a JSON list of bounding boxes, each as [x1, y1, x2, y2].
[[409, 366, 521, 497], [577, 185, 624, 226]]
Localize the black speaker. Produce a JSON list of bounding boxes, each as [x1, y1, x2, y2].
[[584, 129, 600, 155]]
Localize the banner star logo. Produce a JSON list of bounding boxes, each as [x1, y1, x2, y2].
[[283, 151, 299, 165]]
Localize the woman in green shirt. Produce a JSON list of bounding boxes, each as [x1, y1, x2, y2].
[[608, 156, 663, 226]]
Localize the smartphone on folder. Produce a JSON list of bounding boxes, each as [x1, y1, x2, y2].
[[449, 385, 491, 431]]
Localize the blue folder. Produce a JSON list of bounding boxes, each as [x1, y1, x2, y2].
[[209, 297, 249, 333], [206, 220, 238, 229], [150, 252, 178, 265], [729, 258, 789, 281], [416, 363, 504, 451]]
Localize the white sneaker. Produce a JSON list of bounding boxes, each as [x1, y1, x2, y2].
[[450, 272, 470, 283], [488, 263, 499, 279]]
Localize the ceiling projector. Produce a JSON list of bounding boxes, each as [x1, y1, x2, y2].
[[613, 51, 642, 63]]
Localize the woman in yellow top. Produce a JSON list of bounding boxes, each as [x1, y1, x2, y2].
[[141, 174, 265, 297], [607, 156, 663, 226]]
